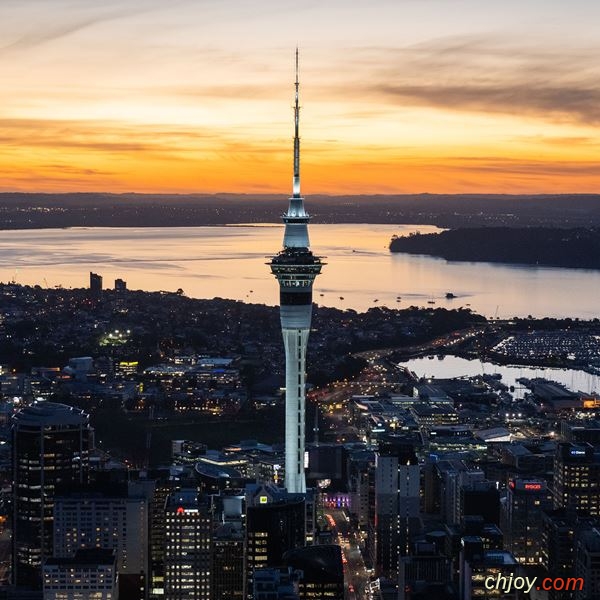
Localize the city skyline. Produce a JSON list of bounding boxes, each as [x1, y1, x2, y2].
[[3, 0, 600, 195]]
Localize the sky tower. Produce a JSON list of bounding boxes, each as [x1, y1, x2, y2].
[[269, 49, 323, 494]]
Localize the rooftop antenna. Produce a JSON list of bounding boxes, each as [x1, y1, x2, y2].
[[292, 46, 301, 198]]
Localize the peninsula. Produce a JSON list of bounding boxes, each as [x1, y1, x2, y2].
[[389, 227, 600, 270]]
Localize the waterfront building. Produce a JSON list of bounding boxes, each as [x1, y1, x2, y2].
[[268, 50, 323, 494], [12, 402, 92, 588]]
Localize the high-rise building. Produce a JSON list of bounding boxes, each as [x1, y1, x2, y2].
[[347, 449, 375, 533], [398, 541, 452, 600], [211, 522, 244, 600], [115, 278, 127, 293], [269, 50, 323, 494], [459, 540, 519, 600], [164, 489, 212, 600], [43, 549, 118, 600], [53, 485, 148, 599], [461, 480, 500, 526], [542, 510, 596, 600], [90, 271, 103, 299], [574, 528, 600, 600], [245, 484, 305, 598], [554, 443, 600, 517], [501, 478, 552, 564], [12, 402, 93, 588], [374, 437, 421, 579], [148, 475, 179, 595], [283, 545, 344, 600], [435, 459, 485, 526], [542, 510, 575, 593]]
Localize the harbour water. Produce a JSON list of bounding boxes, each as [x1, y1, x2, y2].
[[1, 223, 599, 320], [402, 355, 600, 395]]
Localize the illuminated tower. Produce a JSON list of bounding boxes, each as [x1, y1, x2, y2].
[[269, 49, 323, 494]]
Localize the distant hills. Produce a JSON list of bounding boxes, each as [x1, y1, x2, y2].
[[2, 193, 600, 228], [389, 227, 600, 270]]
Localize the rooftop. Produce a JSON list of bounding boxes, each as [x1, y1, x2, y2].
[[13, 401, 89, 427]]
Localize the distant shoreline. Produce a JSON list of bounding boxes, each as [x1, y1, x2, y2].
[[390, 227, 600, 271], [2, 192, 600, 229]]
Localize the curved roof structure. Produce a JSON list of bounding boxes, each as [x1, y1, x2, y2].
[[13, 401, 89, 428]]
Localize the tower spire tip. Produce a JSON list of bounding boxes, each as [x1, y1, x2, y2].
[[292, 48, 301, 198]]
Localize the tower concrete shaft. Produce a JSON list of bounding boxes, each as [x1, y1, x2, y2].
[[269, 50, 323, 493]]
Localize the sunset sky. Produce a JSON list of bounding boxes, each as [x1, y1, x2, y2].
[[2, 0, 600, 195]]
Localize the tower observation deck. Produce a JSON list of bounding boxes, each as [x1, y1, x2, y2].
[[269, 49, 323, 494]]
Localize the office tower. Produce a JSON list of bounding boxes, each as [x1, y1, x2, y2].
[[211, 523, 244, 600], [459, 540, 519, 600], [209, 492, 245, 600], [574, 528, 600, 600], [90, 271, 103, 298], [398, 541, 452, 600], [461, 480, 500, 526], [12, 402, 92, 588], [435, 460, 485, 526], [164, 489, 212, 600], [245, 485, 305, 598], [347, 449, 374, 532], [43, 549, 118, 600], [374, 437, 420, 579], [306, 443, 347, 489], [542, 510, 575, 593], [269, 50, 323, 494], [283, 545, 344, 600], [554, 443, 600, 517], [501, 479, 552, 564], [542, 510, 596, 600], [53, 485, 148, 599], [115, 278, 127, 293]]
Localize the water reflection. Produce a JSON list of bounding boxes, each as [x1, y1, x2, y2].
[[403, 355, 600, 395], [0, 224, 598, 319]]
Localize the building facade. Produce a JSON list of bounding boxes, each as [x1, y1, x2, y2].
[[554, 443, 600, 517], [245, 485, 305, 599], [375, 437, 420, 579], [43, 549, 118, 600], [164, 489, 212, 600], [12, 402, 92, 588], [53, 487, 148, 598], [501, 478, 552, 564]]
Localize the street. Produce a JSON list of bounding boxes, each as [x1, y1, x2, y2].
[[324, 508, 371, 600]]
